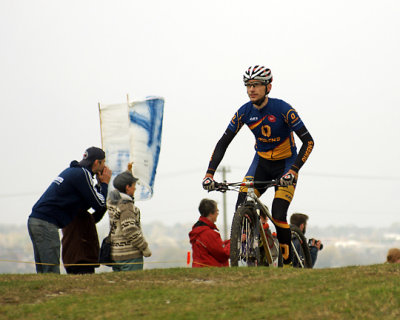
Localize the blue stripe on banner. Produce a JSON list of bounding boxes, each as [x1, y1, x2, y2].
[[128, 98, 164, 199], [148, 98, 164, 188], [129, 111, 153, 146]]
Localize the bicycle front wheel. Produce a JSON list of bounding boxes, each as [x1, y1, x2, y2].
[[290, 225, 312, 268], [230, 205, 261, 267]]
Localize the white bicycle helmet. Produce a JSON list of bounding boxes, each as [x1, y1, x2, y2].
[[243, 65, 273, 85]]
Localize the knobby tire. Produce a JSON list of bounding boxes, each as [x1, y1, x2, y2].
[[290, 224, 312, 268], [230, 205, 261, 267]]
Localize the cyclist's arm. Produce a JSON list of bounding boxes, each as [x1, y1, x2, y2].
[[290, 125, 314, 174], [205, 128, 236, 177]]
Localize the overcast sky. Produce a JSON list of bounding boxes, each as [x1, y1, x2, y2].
[[1, 0, 399, 233]]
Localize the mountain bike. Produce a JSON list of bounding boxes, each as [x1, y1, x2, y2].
[[213, 180, 312, 268]]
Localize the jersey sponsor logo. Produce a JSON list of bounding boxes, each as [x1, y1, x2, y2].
[[287, 109, 300, 125], [267, 115, 276, 122], [261, 125, 271, 137], [231, 113, 244, 132], [301, 140, 314, 162], [258, 136, 281, 143], [249, 115, 268, 130], [53, 177, 64, 185]]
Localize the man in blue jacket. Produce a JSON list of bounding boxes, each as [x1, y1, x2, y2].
[[27, 147, 112, 273]]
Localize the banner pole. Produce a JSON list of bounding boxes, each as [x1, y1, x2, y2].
[[98, 102, 104, 149], [126, 94, 133, 170]]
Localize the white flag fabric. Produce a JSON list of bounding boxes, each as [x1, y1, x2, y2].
[[99, 97, 164, 200]]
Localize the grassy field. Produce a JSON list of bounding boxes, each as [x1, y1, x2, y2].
[[1, 264, 399, 320]]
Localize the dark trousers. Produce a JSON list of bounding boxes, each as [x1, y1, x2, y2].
[[65, 265, 95, 274]]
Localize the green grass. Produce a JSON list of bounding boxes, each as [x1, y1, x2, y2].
[[1, 264, 399, 320]]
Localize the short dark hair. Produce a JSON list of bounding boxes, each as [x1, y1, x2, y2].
[[113, 171, 138, 193], [198, 199, 217, 217], [290, 213, 309, 228], [387, 248, 400, 263]]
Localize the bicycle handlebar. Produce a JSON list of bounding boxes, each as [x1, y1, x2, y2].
[[213, 180, 279, 192]]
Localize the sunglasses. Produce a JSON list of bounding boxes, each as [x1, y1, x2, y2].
[[244, 81, 265, 88]]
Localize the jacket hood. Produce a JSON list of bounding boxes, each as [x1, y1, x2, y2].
[[107, 189, 121, 205], [189, 217, 218, 243], [70, 160, 80, 168], [107, 189, 134, 205], [70, 160, 94, 173]]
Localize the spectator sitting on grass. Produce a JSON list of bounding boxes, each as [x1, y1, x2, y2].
[[189, 199, 230, 267]]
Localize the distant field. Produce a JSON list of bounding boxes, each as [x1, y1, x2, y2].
[[1, 264, 399, 320]]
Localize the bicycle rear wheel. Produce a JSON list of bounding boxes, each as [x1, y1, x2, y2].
[[230, 205, 261, 267], [290, 225, 312, 268]]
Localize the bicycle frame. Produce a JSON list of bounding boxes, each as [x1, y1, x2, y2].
[[216, 180, 312, 268], [215, 180, 280, 267]]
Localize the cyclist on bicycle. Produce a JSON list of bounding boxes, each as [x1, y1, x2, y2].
[[202, 65, 314, 265]]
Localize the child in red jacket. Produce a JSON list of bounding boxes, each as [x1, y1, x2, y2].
[[189, 199, 230, 267]]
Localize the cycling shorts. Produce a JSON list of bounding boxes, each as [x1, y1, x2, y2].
[[240, 152, 296, 202]]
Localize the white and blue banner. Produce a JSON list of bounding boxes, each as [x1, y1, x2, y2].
[[99, 97, 164, 200]]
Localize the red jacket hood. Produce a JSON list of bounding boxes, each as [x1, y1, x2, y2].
[[189, 216, 218, 243]]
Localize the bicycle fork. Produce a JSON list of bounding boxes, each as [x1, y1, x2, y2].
[[241, 214, 260, 266]]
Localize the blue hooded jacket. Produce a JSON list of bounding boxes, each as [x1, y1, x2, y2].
[[29, 161, 108, 228]]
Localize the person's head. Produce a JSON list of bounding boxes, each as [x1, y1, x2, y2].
[[243, 65, 273, 105], [386, 248, 400, 264], [113, 171, 139, 196], [79, 147, 106, 174], [198, 199, 219, 223], [290, 213, 309, 234]]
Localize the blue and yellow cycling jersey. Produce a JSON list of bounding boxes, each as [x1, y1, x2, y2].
[[227, 98, 304, 160]]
